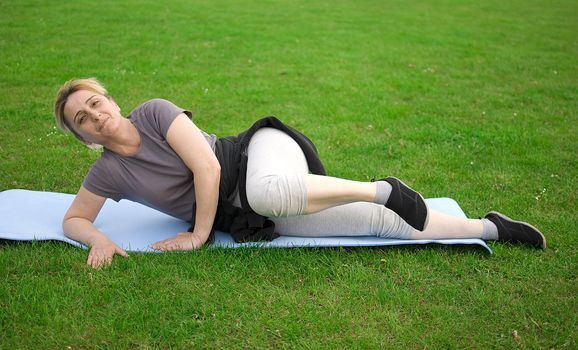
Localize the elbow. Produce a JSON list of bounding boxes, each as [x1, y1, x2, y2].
[[62, 212, 77, 228], [195, 163, 221, 184], [62, 216, 73, 237], [62, 215, 93, 235], [191, 156, 221, 186]]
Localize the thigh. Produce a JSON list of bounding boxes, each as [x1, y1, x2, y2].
[[232, 127, 310, 208], [246, 127, 309, 177]]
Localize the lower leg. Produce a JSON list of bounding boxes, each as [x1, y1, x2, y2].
[[409, 209, 484, 239], [409, 210, 546, 249], [302, 174, 378, 214], [302, 174, 428, 231], [272, 202, 413, 239]]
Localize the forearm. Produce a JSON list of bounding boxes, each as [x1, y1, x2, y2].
[[63, 217, 110, 247], [191, 167, 221, 243]]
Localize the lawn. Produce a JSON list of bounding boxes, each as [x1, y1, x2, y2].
[[0, 0, 576, 348]]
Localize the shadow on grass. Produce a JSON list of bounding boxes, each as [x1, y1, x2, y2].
[[0, 237, 493, 255], [0, 238, 79, 250]]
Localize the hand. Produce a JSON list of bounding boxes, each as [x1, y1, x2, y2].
[[87, 238, 129, 269], [150, 232, 205, 252]]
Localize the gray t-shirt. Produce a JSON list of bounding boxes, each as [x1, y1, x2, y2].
[[83, 99, 217, 222]]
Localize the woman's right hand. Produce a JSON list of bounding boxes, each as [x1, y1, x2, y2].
[[87, 237, 129, 269], [62, 186, 128, 269]]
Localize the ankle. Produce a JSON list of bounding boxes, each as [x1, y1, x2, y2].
[[373, 180, 393, 205], [481, 218, 499, 240]]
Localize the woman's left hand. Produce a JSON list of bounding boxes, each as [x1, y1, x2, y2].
[[150, 232, 205, 251]]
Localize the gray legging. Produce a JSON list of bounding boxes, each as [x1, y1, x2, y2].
[[232, 127, 413, 239]]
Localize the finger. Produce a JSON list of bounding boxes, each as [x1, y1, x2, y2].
[[94, 253, 106, 269], [87, 250, 99, 267], [172, 241, 184, 250], [116, 246, 129, 257], [104, 255, 113, 266], [166, 242, 179, 251], [87, 253, 94, 267], [93, 253, 112, 269], [98, 250, 112, 266], [90, 255, 103, 269], [154, 237, 172, 245], [150, 242, 165, 251], [165, 239, 178, 247], [151, 239, 170, 250]]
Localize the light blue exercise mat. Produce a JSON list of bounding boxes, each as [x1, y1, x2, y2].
[[0, 189, 491, 253]]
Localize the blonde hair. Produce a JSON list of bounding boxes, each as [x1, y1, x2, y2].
[[54, 78, 109, 142]]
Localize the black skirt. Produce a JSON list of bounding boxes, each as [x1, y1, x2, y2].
[[188, 116, 326, 243]]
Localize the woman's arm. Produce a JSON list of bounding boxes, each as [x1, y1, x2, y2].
[[151, 113, 220, 251], [63, 186, 128, 268]]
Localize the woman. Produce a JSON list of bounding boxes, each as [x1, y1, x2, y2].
[[54, 78, 546, 269]]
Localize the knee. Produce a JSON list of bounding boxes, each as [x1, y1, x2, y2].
[[246, 173, 307, 218], [373, 206, 413, 239]]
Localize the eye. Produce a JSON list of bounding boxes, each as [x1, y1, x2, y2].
[[91, 99, 100, 107], [79, 113, 87, 124]]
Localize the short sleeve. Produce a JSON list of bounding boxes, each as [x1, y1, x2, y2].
[[142, 99, 192, 138], [82, 157, 122, 202]]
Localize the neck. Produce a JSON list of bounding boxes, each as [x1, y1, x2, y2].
[[103, 119, 141, 157]]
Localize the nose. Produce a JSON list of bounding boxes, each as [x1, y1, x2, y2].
[[89, 111, 101, 121]]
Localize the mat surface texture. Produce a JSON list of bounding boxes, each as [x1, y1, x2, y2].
[[0, 190, 491, 252]]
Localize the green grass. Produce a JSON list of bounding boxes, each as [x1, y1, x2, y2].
[[1, 0, 576, 348]]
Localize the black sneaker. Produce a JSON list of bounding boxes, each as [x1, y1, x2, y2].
[[484, 211, 546, 249], [372, 177, 429, 231]]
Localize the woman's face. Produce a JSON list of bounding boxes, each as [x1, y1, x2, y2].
[[63, 90, 123, 145]]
